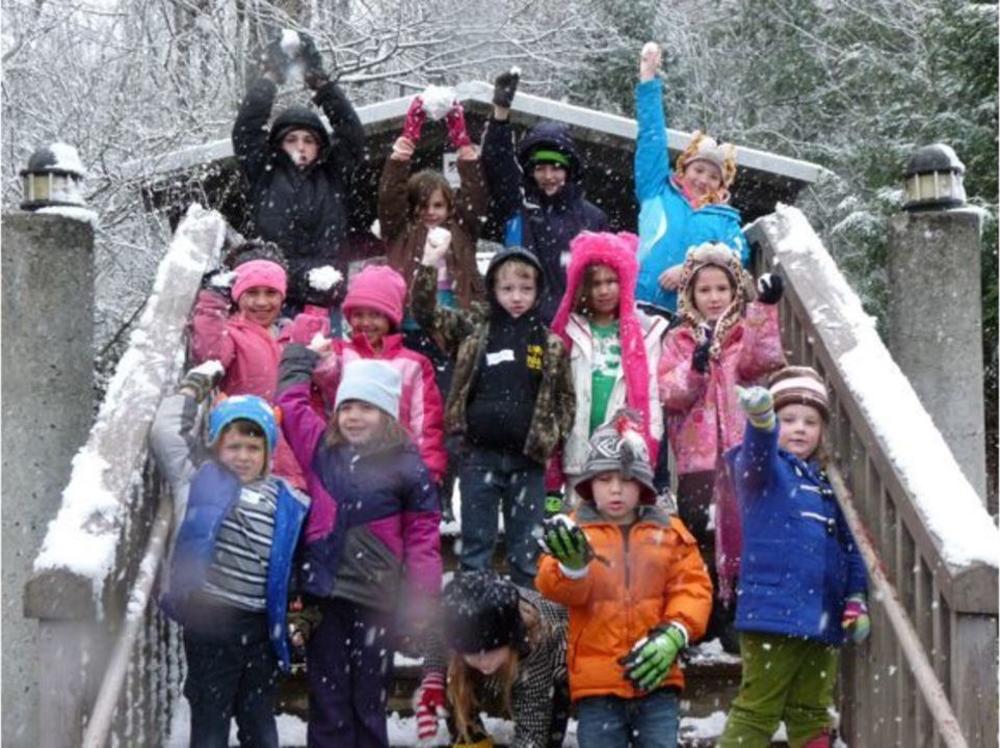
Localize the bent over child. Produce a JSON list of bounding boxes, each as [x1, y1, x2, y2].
[[152, 363, 310, 747], [537, 412, 712, 748]]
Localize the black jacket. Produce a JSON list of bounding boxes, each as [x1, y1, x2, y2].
[[481, 119, 609, 323], [232, 77, 365, 307]]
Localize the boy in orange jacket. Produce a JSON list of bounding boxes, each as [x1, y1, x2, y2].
[[536, 410, 712, 748]]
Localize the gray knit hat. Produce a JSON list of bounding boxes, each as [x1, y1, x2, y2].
[[335, 360, 402, 420], [575, 409, 657, 505]]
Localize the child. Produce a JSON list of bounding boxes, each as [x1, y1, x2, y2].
[[549, 231, 669, 493], [633, 42, 749, 311], [413, 571, 570, 747], [275, 353, 442, 747], [658, 242, 785, 612], [232, 32, 364, 310], [190, 253, 306, 488], [536, 413, 712, 748], [152, 362, 310, 746], [719, 368, 869, 748], [380, 95, 486, 312], [288, 263, 448, 484], [481, 69, 609, 322], [409, 239, 575, 586]]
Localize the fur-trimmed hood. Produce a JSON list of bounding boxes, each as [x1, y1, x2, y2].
[[677, 241, 755, 358]]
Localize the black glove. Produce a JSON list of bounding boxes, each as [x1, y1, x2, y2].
[[299, 33, 329, 89], [692, 340, 712, 374], [179, 361, 224, 402], [492, 68, 520, 108], [756, 273, 784, 305], [260, 39, 291, 85]]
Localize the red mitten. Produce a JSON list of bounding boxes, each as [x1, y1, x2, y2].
[[445, 102, 472, 149], [414, 670, 447, 742], [403, 96, 427, 143]]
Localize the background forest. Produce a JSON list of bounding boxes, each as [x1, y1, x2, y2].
[[3, 0, 997, 497]]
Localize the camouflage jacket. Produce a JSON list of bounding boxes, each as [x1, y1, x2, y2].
[[410, 264, 575, 463]]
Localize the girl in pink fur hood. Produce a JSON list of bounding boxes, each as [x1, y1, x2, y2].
[[658, 242, 785, 613], [549, 231, 669, 491]]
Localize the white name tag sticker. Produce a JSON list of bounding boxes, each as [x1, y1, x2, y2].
[[485, 349, 516, 366]]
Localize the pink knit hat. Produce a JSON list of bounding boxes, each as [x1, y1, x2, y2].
[[232, 259, 287, 302], [341, 265, 407, 327]]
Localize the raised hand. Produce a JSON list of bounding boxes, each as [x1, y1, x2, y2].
[[736, 385, 776, 431], [445, 101, 473, 149], [639, 41, 662, 81], [756, 273, 784, 305], [179, 360, 224, 402], [492, 67, 521, 109]]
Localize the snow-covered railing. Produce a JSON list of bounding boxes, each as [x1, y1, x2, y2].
[[24, 205, 226, 747], [747, 205, 999, 748]]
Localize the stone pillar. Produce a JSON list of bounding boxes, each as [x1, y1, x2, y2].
[[887, 207, 987, 500], [1, 212, 94, 748]]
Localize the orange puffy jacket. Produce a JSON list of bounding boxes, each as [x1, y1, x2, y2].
[[536, 502, 712, 701]]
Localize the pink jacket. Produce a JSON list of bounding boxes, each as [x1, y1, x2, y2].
[[189, 290, 306, 488], [283, 311, 448, 482], [658, 301, 785, 476]]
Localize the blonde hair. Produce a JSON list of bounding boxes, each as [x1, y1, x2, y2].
[[493, 259, 538, 285]]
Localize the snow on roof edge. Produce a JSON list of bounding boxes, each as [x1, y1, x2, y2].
[[761, 204, 999, 569]]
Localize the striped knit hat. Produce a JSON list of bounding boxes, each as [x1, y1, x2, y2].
[[575, 409, 657, 505], [769, 366, 829, 421]]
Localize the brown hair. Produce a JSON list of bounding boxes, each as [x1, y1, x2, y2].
[[685, 262, 738, 310], [324, 407, 411, 450], [573, 263, 618, 316], [407, 170, 454, 221], [446, 598, 549, 743]]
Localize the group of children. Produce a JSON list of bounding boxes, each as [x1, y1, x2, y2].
[[152, 35, 870, 748]]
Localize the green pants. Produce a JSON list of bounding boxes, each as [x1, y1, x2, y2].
[[718, 632, 838, 748]]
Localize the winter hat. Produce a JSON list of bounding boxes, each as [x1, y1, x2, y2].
[[208, 394, 279, 454], [442, 571, 525, 654], [341, 265, 407, 328], [269, 105, 331, 151], [675, 130, 737, 188], [231, 259, 288, 302], [677, 242, 754, 354], [769, 366, 830, 421], [550, 231, 658, 463], [528, 148, 571, 169], [335, 359, 402, 420], [516, 121, 582, 179], [484, 246, 544, 306], [575, 409, 657, 505]]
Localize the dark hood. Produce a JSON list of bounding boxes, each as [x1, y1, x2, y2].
[[516, 120, 583, 181], [484, 246, 546, 311], [268, 105, 331, 152]]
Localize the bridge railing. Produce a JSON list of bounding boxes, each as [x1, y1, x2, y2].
[[24, 205, 227, 747], [747, 205, 999, 748]]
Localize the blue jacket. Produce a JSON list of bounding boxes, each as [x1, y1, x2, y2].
[[151, 393, 310, 671], [481, 118, 608, 322], [725, 421, 867, 646], [633, 78, 748, 311]]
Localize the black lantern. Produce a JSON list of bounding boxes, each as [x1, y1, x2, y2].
[[19, 143, 87, 211], [902, 143, 966, 211]]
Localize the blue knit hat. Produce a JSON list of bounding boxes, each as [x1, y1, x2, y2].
[[208, 395, 279, 453], [335, 360, 402, 420]]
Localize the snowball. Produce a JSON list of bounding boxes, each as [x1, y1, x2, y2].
[[642, 41, 660, 57], [309, 332, 327, 349], [280, 29, 302, 58], [370, 218, 381, 239], [307, 265, 343, 292], [421, 85, 457, 121], [510, 65, 521, 76], [208, 270, 236, 289], [426, 226, 451, 249], [189, 359, 224, 379]]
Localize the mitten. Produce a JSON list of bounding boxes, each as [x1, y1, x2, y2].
[[538, 514, 590, 572], [756, 273, 784, 305], [736, 385, 776, 431], [544, 491, 565, 518], [179, 360, 224, 401], [414, 670, 447, 742], [260, 39, 291, 85], [639, 41, 662, 81], [298, 33, 328, 89], [402, 96, 427, 143], [421, 227, 452, 267], [445, 101, 473, 149], [692, 340, 712, 374], [492, 67, 520, 108], [841, 595, 871, 644], [201, 268, 237, 303], [619, 624, 686, 691]]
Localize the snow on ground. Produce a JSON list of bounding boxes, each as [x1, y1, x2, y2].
[[757, 204, 999, 569]]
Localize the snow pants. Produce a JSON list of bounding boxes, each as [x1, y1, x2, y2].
[[306, 598, 394, 748], [719, 632, 839, 748]]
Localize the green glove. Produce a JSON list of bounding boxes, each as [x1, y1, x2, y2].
[[539, 515, 590, 571], [544, 492, 565, 518], [619, 624, 687, 691], [736, 385, 775, 431]]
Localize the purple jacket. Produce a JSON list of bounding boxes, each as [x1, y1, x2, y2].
[[276, 344, 442, 610]]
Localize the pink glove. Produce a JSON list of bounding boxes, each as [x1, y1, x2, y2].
[[414, 670, 447, 741], [403, 96, 427, 143], [445, 102, 472, 149]]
